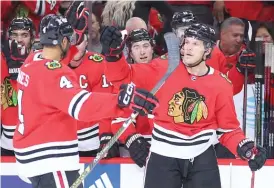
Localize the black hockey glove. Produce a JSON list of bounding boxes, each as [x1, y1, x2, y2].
[[125, 134, 150, 168], [237, 49, 256, 74], [65, 1, 89, 45], [118, 83, 159, 116], [237, 139, 267, 171], [100, 26, 126, 62], [99, 133, 120, 158], [2, 40, 27, 80]]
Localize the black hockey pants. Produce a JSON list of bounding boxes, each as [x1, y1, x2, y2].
[[144, 145, 222, 188]]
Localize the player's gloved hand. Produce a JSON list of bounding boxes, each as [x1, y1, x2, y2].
[[237, 139, 267, 171], [65, 1, 89, 45], [99, 133, 120, 158], [125, 133, 150, 168], [100, 26, 126, 62], [2, 40, 27, 80], [118, 83, 159, 116], [9, 40, 29, 61], [237, 49, 256, 74]]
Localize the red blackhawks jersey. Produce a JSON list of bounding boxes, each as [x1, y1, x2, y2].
[[1, 53, 18, 152], [71, 52, 114, 152], [105, 55, 246, 159], [72, 52, 153, 149], [13, 51, 125, 177]]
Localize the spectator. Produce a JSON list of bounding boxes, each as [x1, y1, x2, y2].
[[250, 22, 274, 52], [126, 17, 148, 34], [89, 12, 102, 53]]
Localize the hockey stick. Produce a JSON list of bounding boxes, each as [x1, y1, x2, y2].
[[243, 62, 248, 134], [264, 43, 272, 156], [270, 43, 274, 158], [70, 32, 181, 188], [251, 37, 264, 188], [254, 37, 264, 146]]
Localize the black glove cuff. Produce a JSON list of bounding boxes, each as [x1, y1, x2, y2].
[[105, 54, 122, 62], [237, 139, 254, 160], [125, 134, 143, 149]]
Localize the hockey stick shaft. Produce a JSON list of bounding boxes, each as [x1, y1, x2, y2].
[[243, 67, 248, 134], [264, 43, 272, 156], [270, 43, 274, 158], [254, 38, 264, 146], [70, 33, 180, 188], [251, 38, 264, 188]]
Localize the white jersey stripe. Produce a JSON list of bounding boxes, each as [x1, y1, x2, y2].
[[53, 171, 62, 188], [74, 92, 91, 120], [68, 90, 88, 118]]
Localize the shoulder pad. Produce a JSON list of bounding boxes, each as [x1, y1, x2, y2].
[[88, 54, 104, 63], [219, 73, 232, 84], [45, 60, 62, 70]]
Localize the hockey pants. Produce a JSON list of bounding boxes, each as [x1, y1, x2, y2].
[[144, 145, 221, 188]]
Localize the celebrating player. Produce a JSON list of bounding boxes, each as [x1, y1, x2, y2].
[[12, 13, 158, 188], [1, 17, 35, 156], [126, 28, 155, 64], [101, 23, 267, 188]]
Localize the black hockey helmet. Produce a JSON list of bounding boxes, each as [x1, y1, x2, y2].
[[8, 17, 35, 37], [39, 14, 74, 46], [127, 28, 154, 48], [184, 23, 216, 48], [171, 11, 197, 29]]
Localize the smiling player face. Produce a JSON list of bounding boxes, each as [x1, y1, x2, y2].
[[130, 40, 153, 64]]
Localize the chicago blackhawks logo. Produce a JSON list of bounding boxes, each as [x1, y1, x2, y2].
[[167, 88, 208, 124], [89, 54, 104, 62], [1, 78, 17, 110], [45, 61, 62, 70]]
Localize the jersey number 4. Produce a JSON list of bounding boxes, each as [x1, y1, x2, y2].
[[60, 76, 73, 88], [17, 89, 25, 135]]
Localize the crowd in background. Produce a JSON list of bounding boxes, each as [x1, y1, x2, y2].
[[1, 0, 274, 167]]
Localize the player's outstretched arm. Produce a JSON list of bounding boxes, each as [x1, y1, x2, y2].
[[215, 81, 267, 171], [44, 66, 158, 123], [101, 26, 167, 90]]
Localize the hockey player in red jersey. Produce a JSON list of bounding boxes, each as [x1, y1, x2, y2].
[[1, 17, 35, 156], [1, 0, 60, 35], [68, 28, 155, 167], [13, 12, 158, 188], [68, 37, 118, 158], [171, 10, 197, 39], [101, 23, 267, 188], [110, 28, 156, 167]]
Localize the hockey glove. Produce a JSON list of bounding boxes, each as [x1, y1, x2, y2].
[[100, 26, 126, 62], [99, 133, 120, 158], [2, 40, 27, 80], [118, 83, 159, 116], [126, 134, 150, 168], [237, 139, 267, 171], [237, 49, 256, 74], [65, 1, 89, 45]]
